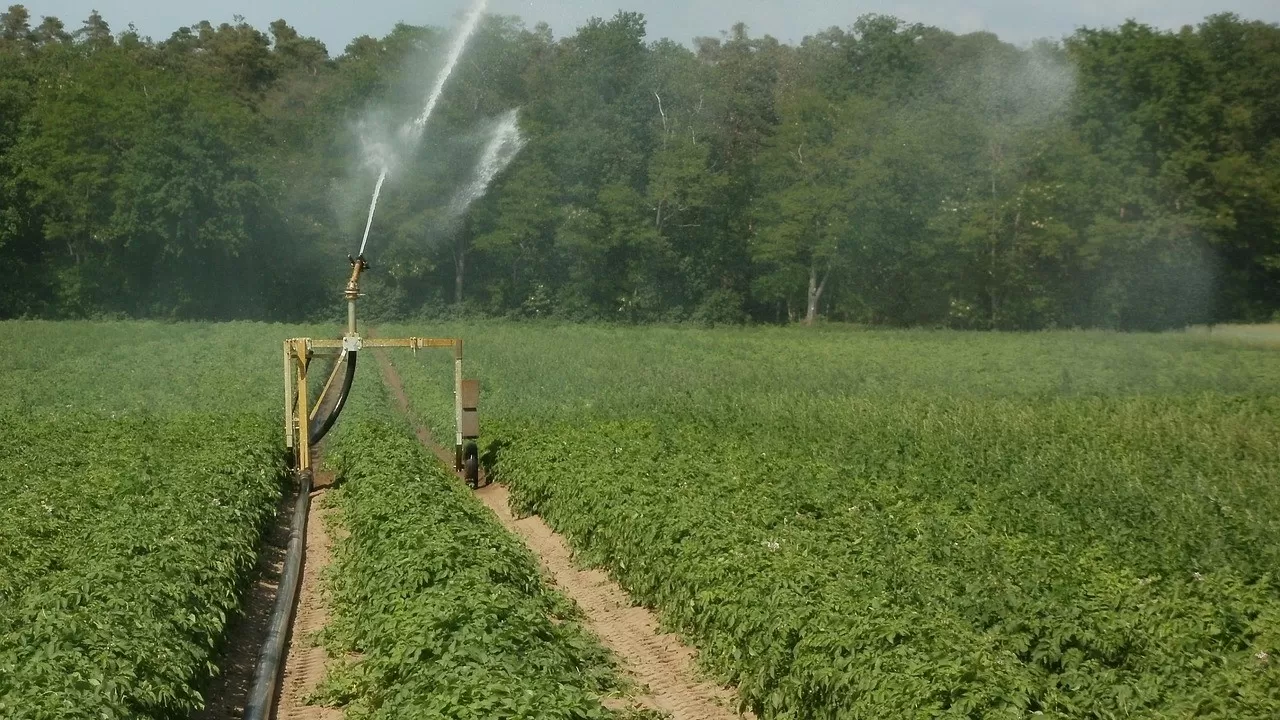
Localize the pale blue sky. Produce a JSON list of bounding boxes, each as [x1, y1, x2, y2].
[[24, 1, 1280, 52]]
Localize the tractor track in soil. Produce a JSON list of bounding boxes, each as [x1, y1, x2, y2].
[[374, 349, 750, 720], [274, 473, 341, 720]]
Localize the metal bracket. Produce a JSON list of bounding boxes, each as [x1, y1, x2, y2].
[[342, 335, 363, 352]]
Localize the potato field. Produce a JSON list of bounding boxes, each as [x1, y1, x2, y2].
[[2, 320, 1278, 719], [386, 322, 1280, 719], [0, 323, 291, 718]]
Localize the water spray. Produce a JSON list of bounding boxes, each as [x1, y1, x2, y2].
[[358, 169, 386, 257], [359, 0, 489, 257], [451, 108, 525, 217], [407, 0, 488, 140]]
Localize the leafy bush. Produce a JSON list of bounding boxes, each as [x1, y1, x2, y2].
[[690, 289, 747, 327]]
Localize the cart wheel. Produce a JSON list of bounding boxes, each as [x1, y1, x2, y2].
[[464, 455, 479, 487], [463, 442, 479, 487]]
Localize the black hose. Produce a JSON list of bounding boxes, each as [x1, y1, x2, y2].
[[243, 347, 354, 716], [309, 350, 357, 446], [244, 469, 312, 720]]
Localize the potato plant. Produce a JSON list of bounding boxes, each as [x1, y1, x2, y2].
[[316, 414, 633, 719], [0, 321, 306, 717], [494, 405, 1280, 718], [0, 413, 282, 718]]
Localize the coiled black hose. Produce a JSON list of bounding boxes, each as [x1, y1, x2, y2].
[[309, 350, 357, 446]]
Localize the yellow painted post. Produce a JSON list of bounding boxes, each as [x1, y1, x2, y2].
[[294, 340, 312, 474], [310, 354, 346, 422], [283, 340, 294, 452]]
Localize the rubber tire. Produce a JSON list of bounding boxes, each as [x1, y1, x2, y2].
[[464, 455, 479, 488]]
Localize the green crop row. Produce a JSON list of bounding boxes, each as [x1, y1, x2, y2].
[[491, 401, 1280, 719], [380, 323, 1280, 719], [0, 320, 324, 416], [315, 412, 641, 719], [0, 412, 283, 719], [6, 320, 1274, 718], [377, 321, 1280, 417]]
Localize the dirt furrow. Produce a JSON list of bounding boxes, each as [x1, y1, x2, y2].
[[195, 471, 339, 720], [476, 482, 747, 720], [374, 349, 748, 720], [193, 494, 291, 720], [275, 481, 341, 720]]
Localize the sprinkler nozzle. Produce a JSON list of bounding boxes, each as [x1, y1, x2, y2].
[[345, 254, 368, 301]]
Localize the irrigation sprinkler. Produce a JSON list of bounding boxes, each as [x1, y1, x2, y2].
[[280, 253, 481, 484], [249, 7, 497, 712], [250, 254, 483, 720]]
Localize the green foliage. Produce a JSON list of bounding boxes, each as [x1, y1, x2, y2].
[[0, 320, 327, 415], [3, 318, 1279, 716], [384, 321, 1280, 719], [0, 320, 312, 716], [497, 408, 1280, 718], [317, 411, 628, 719], [0, 413, 283, 718]]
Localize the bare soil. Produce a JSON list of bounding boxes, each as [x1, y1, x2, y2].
[[275, 481, 342, 720], [375, 349, 750, 720], [372, 348, 459, 470]]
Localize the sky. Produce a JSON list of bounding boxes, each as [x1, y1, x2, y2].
[[26, 0, 1280, 52]]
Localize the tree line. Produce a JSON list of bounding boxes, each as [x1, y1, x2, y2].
[[1, 5, 1277, 328]]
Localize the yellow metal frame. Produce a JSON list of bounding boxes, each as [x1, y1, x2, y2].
[[282, 255, 471, 475], [282, 337, 466, 474]]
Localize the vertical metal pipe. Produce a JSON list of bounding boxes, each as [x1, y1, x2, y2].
[[344, 255, 365, 339]]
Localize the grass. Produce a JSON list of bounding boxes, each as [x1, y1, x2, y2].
[[1185, 323, 1280, 348]]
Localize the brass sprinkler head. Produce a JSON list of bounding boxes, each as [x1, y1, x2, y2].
[[345, 254, 368, 301]]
